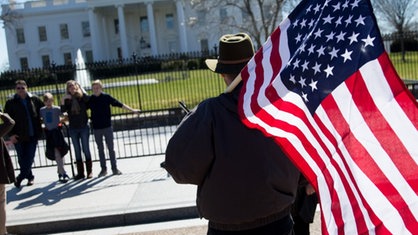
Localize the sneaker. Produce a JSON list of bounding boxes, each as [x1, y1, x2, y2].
[[112, 169, 122, 175], [59, 174, 69, 183], [98, 169, 107, 177]]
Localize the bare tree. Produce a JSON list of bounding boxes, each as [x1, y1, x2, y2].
[[188, 0, 294, 49], [372, 0, 418, 61]]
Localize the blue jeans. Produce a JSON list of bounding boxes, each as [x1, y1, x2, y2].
[[14, 136, 38, 181], [69, 126, 91, 162], [93, 126, 117, 170]]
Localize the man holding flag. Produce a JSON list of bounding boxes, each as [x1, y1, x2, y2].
[[237, 0, 418, 234], [165, 33, 301, 234]]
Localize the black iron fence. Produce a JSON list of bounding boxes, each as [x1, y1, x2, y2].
[[1, 33, 418, 170], [0, 49, 226, 170]]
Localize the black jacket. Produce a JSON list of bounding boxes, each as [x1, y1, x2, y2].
[[0, 113, 16, 184], [61, 94, 90, 129], [44, 127, 69, 161], [4, 93, 44, 141], [165, 83, 300, 230]]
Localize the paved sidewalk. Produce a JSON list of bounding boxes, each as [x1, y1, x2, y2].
[[6, 154, 322, 234], [6, 155, 199, 234]]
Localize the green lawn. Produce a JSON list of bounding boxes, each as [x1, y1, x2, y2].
[[0, 69, 225, 115], [388, 51, 418, 80]]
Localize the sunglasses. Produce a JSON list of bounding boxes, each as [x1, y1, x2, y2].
[[16, 87, 26, 90]]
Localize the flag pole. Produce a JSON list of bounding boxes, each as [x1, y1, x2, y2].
[[224, 74, 242, 93]]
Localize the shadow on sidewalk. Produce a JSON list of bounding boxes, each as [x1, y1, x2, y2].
[[7, 177, 109, 209]]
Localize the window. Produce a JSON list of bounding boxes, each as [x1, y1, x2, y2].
[[81, 21, 90, 37], [16, 28, 25, 44], [42, 55, 50, 68], [200, 39, 209, 51], [85, 50, 93, 63], [60, 24, 69, 40], [165, 14, 174, 30], [114, 19, 119, 34], [20, 57, 29, 70], [140, 16, 149, 33], [63, 52, 72, 65], [38, 26, 47, 42]]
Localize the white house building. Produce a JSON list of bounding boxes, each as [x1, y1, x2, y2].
[[1, 0, 220, 70], [2, 0, 283, 71]]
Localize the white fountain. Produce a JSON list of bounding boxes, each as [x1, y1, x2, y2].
[[74, 49, 91, 90]]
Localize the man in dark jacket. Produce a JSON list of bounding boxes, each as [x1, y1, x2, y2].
[[165, 33, 300, 234], [4, 80, 44, 187], [0, 111, 15, 235]]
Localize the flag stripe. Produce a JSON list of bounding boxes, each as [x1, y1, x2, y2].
[[378, 54, 418, 132], [356, 56, 418, 191], [321, 84, 410, 234], [324, 64, 417, 233], [315, 105, 387, 235], [374, 54, 418, 162]]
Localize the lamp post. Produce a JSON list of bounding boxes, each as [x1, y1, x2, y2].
[[213, 43, 218, 58]]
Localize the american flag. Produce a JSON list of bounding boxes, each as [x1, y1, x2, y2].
[[238, 0, 418, 234]]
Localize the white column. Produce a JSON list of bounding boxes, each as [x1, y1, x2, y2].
[[4, 25, 17, 69], [88, 7, 102, 61], [146, 1, 158, 55], [116, 4, 129, 59], [175, 0, 188, 52]]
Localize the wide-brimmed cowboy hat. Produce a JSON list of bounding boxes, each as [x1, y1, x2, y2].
[[205, 33, 254, 74]]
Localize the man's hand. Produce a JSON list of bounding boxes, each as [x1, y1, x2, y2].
[[305, 184, 316, 195]]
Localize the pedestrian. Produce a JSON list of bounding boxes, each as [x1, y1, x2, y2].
[[4, 80, 44, 188], [61, 80, 92, 180], [164, 33, 301, 234], [0, 111, 15, 235], [40, 92, 70, 183], [88, 79, 140, 177]]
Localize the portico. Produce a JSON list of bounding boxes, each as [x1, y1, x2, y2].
[[86, 0, 189, 61]]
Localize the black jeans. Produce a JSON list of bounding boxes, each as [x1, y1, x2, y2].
[[14, 136, 38, 181], [207, 215, 293, 235]]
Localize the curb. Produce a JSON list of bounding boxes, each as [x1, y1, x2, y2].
[[8, 206, 199, 235]]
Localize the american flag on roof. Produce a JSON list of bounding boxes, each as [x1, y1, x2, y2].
[[237, 0, 418, 234]]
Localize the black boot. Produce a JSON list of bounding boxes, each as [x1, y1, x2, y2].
[[14, 175, 23, 188], [85, 160, 93, 179], [74, 161, 85, 180]]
